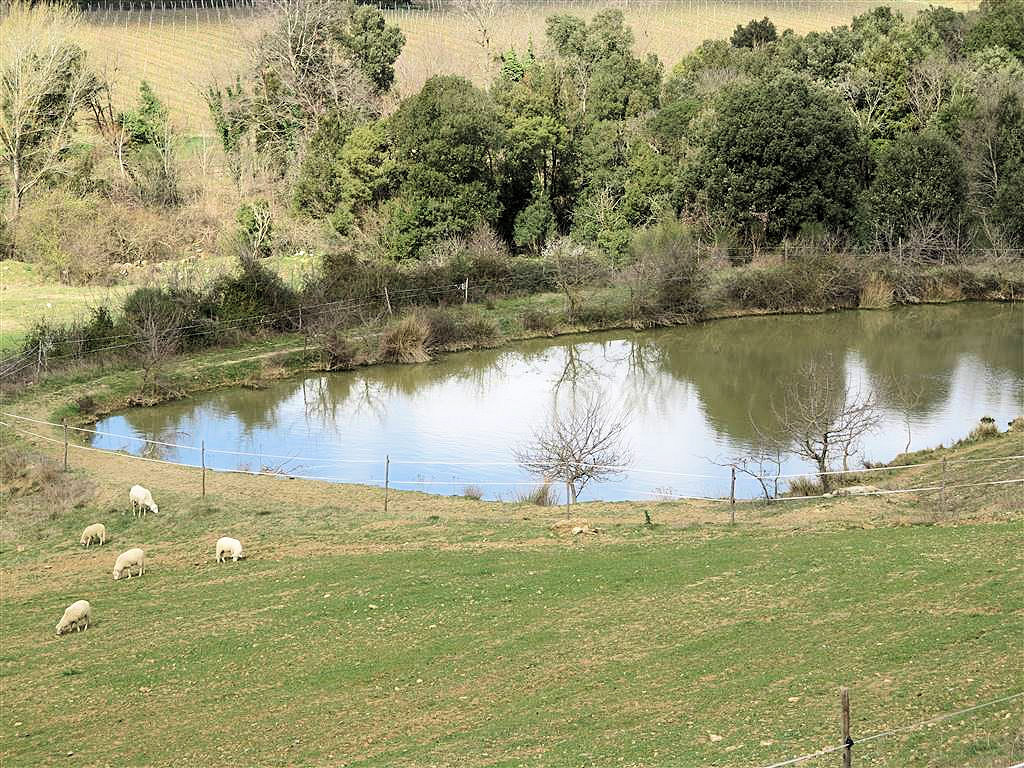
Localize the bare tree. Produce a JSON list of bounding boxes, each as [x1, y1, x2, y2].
[[885, 373, 926, 455], [773, 357, 882, 491], [514, 394, 631, 513], [0, 2, 99, 218], [717, 433, 786, 502], [453, 0, 500, 76], [129, 298, 183, 388], [544, 237, 608, 322]]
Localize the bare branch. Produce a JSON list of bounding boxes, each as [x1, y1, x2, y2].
[[772, 356, 881, 490], [514, 393, 631, 511]]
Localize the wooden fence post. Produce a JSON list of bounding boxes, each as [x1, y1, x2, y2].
[[941, 458, 947, 515], [383, 286, 393, 316], [463, 278, 469, 305], [201, 440, 206, 498], [62, 419, 69, 472], [841, 686, 852, 768], [384, 455, 390, 514], [730, 467, 736, 524]]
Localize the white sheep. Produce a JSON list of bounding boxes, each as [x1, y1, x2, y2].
[[79, 523, 107, 547], [129, 485, 159, 517], [113, 548, 146, 580], [216, 537, 244, 563], [56, 600, 92, 635]]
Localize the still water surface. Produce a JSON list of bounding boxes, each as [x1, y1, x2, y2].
[[93, 303, 1023, 501]]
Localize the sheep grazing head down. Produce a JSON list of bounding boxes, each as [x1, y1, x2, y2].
[[56, 600, 91, 635]]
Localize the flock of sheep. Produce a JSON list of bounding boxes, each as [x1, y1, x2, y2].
[[55, 484, 245, 636]]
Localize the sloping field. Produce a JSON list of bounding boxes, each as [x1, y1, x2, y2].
[[0, 424, 1021, 766], [74, 0, 978, 135]]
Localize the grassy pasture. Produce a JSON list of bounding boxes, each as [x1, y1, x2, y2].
[[0, 422, 1022, 766], [0, 254, 318, 353], [73, 0, 979, 134]]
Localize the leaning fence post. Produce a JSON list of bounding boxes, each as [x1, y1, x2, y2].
[[384, 455, 390, 514], [201, 440, 206, 498], [62, 419, 69, 472], [841, 686, 852, 768], [383, 286, 393, 315], [730, 467, 736, 523]]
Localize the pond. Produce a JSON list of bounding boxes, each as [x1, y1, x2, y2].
[[92, 303, 1023, 502]]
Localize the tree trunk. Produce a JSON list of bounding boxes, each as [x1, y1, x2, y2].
[[8, 162, 22, 219]]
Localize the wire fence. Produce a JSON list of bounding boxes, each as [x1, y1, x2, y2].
[[2, 412, 1021, 506], [757, 689, 1024, 768], [1, 408, 1020, 764]]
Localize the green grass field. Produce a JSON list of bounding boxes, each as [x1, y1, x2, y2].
[[1, 414, 1022, 766], [72, 0, 979, 135], [0, 254, 318, 354], [1, 514, 1020, 765]]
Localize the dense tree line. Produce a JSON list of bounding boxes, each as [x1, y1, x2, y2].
[[209, 0, 1024, 262]]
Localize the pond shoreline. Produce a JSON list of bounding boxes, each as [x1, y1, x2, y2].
[[9, 294, 1019, 431], [73, 300, 1022, 503]]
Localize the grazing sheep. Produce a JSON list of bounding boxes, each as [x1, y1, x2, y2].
[[113, 548, 146, 580], [216, 537, 244, 563], [129, 485, 158, 517], [56, 600, 92, 635], [79, 523, 107, 548]]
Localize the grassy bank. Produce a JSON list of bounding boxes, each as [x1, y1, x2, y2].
[[0, 425, 1021, 766], [3, 251, 1021, 430]]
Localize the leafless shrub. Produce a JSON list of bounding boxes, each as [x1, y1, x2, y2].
[[514, 393, 631, 513], [543, 237, 610, 322], [785, 476, 824, 498], [462, 485, 484, 501], [127, 295, 184, 387], [717, 434, 785, 502], [521, 308, 559, 334], [886, 373, 926, 454], [0, 447, 95, 517], [772, 356, 882, 491], [964, 416, 1000, 443]]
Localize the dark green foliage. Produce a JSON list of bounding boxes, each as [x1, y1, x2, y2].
[[292, 113, 357, 218], [117, 82, 179, 205], [204, 77, 249, 184], [911, 6, 967, 57], [866, 131, 968, 245], [21, 305, 118, 361], [206, 257, 298, 330], [546, 10, 662, 122], [386, 76, 504, 258], [965, 0, 1024, 59], [689, 73, 862, 247], [730, 17, 778, 49], [513, 195, 555, 254], [991, 163, 1024, 244], [340, 4, 406, 92]]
